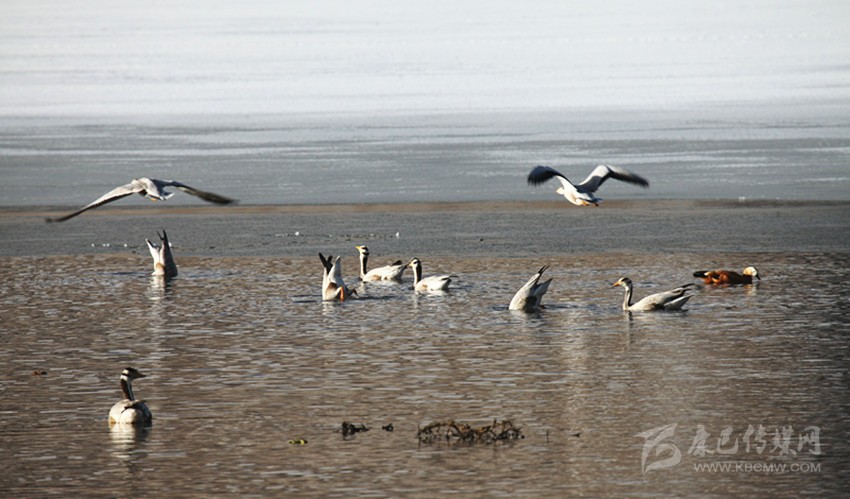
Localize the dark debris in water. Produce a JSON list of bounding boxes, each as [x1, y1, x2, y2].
[[417, 419, 524, 445], [341, 421, 370, 437]]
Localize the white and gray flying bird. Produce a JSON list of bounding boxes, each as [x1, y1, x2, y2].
[[108, 367, 153, 426], [145, 230, 178, 280], [528, 165, 649, 206], [509, 265, 553, 312], [46, 177, 236, 222], [611, 277, 694, 312]]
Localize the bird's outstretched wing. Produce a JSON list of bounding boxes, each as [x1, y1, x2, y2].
[[45, 182, 141, 223], [166, 181, 237, 205], [527, 165, 571, 188], [577, 165, 649, 193]]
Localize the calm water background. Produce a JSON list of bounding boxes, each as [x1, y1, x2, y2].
[[1, 250, 849, 496]]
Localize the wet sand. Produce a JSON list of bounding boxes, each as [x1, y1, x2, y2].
[[1, 199, 848, 258]]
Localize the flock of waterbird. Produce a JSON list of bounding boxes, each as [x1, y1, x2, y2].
[[44, 165, 760, 426]]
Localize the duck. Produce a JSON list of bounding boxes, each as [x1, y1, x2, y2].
[[693, 267, 760, 285], [527, 164, 649, 206], [46, 177, 236, 223], [145, 230, 178, 279], [108, 367, 153, 426], [320, 253, 356, 301], [408, 258, 451, 292], [355, 245, 406, 281], [509, 265, 553, 312], [611, 277, 694, 312]]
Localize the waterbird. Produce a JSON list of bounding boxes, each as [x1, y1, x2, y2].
[[509, 265, 553, 312], [355, 245, 406, 281], [145, 230, 178, 279], [320, 253, 356, 301], [693, 267, 760, 285], [527, 164, 649, 206], [408, 258, 451, 292], [45, 177, 236, 222], [108, 367, 152, 426], [611, 277, 694, 311]]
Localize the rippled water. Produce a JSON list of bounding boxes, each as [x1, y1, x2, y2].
[[2, 251, 848, 496]]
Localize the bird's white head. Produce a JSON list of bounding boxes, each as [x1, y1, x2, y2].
[[743, 266, 760, 279], [612, 277, 632, 288], [356, 245, 370, 256]]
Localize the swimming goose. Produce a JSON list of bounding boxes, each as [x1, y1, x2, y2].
[[612, 277, 694, 312], [509, 265, 553, 312], [108, 367, 153, 426], [408, 258, 451, 292], [527, 164, 649, 206], [46, 177, 236, 222], [320, 253, 356, 301], [145, 230, 178, 279], [693, 267, 760, 285], [355, 245, 406, 281]]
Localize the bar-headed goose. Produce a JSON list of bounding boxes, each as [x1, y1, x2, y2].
[[612, 277, 694, 312], [408, 258, 451, 292], [145, 230, 178, 279], [355, 245, 406, 281], [108, 367, 153, 426], [320, 253, 356, 301], [509, 265, 553, 312]]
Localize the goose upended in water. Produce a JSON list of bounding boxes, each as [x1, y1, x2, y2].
[[527, 164, 649, 206], [693, 266, 760, 285], [145, 230, 178, 279], [108, 367, 153, 426], [320, 253, 356, 301], [46, 177, 236, 223], [408, 258, 451, 292], [612, 277, 694, 312], [509, 265, 553, 312], [355, 245, 406, 281]]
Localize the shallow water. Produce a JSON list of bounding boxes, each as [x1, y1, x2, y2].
[[2, 251, 848, 496]]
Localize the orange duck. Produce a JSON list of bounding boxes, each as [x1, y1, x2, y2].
[[693, 266, 760, 285]]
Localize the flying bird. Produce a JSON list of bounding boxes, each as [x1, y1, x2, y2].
[[611, 277, 694, 312], [145, 230, 178, 280], [527, 164, 649, 206], [509, 265, 553, 312], [693, 266, 760, 285], [45, 177, 236, 222]]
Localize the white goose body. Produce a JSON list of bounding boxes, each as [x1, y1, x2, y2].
[[108, 367, 152, 426], [509, 265, 553, 312], [145, 230, 178, 279], [355, 245, 406, 281], [612, 277, 694, 312], [320, 253, 356, 301], [408, 258, 451, 292], [528, 164, 649, 206]]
